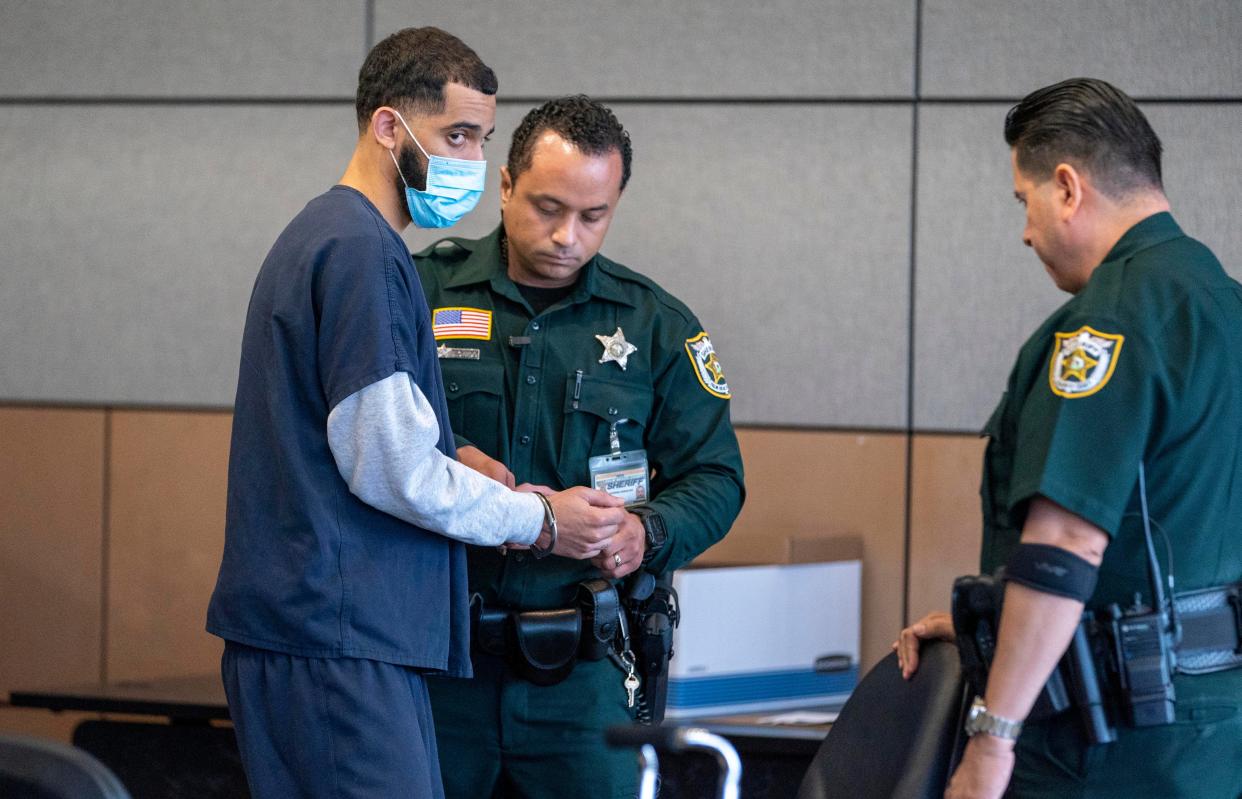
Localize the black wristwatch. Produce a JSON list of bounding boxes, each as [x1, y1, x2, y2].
[[629, 505, 667, 565]]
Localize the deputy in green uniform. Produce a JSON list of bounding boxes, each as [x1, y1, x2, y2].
[[896, 79, 1242, 798], [416, 95, 745, 799]]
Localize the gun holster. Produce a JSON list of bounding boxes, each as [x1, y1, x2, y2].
[[624, 571, 680, 724], [952, 573, 1074, 719], [951, 573, 1116, 745]]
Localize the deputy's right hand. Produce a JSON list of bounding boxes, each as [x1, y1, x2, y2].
[[544, 486, 627, 560], [893, 610, 955, 679]]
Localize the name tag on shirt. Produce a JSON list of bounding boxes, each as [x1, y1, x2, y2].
[[437, 345, 481, 360]]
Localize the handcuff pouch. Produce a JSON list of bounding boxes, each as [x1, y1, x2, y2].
[[507, 609, 581, 686]]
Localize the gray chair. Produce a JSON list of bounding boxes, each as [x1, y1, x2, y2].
[[0, 733, 132, 799], [796, 640, 969, 799]]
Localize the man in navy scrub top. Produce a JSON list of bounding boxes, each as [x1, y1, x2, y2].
[[206, 27, 627, 799]]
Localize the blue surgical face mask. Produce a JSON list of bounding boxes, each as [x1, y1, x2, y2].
[[389, 110, 486, 228]]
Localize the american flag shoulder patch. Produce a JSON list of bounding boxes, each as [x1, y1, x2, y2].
[[432, 307, 493, 341]]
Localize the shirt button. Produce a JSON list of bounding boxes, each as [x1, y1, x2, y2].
[[531, 322, 541, 331], [608, 407, 619, 416], [448, 382, 458, 392], [526, 375, 537, 385], [520, 435, 531, 445]]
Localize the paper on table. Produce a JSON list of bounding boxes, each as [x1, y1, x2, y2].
[[754, 710, 839, 725]]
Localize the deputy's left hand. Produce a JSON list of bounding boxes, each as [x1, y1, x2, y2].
[[591, 512, 646, 578], [944, 735, 1015, 799]]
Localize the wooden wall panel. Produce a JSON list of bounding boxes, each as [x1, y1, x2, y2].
[[703, 429, 908, 671], [0, 405, 991, 715], [907, 434, 986, 621], [106, 411, 231, 681], [0, 407, 104, 692]]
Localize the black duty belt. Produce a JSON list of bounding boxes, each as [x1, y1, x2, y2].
[[470, 579, 622, 686], [954, 574, 1242, 746], [1173, 584, 1242, 674]]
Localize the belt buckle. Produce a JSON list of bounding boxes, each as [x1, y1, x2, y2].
[[1227, 590, 1242, 655]]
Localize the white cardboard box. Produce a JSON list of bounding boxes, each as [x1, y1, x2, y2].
[[665, 560, 861, 718]]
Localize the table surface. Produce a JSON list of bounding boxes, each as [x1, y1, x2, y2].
[[9, 674, 229, 721], [10, 675, 835, 753]]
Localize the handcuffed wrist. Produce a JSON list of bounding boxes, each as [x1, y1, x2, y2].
[[529, 493, 557, 559]]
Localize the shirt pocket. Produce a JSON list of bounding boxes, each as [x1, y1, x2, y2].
[[442, 360, 509, 461], [556, 375, 654, 488]]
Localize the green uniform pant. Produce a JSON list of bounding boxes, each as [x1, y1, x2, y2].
[[428, 652, 638, 799], [1008, 671, 1242, 798]]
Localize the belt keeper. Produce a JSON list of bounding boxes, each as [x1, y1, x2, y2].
[[1228, 592, 1242, 655]]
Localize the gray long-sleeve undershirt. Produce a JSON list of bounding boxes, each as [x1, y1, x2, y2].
[[327, 371, 542, 547]]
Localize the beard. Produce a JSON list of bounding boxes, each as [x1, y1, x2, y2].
[[392, 142, 428, 196]]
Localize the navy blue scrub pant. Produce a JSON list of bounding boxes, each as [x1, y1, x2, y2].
[[222, 641, 444, 799]]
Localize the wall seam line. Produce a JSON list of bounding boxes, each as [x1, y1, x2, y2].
[[99, 409, 112, 684], [1, 96, 1238, 107], [364, 0, 375, 53], [902, 0, 925, 630]]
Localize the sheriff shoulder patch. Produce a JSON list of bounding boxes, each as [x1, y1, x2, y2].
[[432, 307, 492, 341], [685, 332, 731, 399], [1048, 325, 1124, 399]]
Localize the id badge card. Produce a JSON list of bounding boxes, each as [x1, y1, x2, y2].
[[589, 448, 650, 506]]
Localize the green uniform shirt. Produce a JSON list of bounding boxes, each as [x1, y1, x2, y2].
[[415, 226, 745, 609], [980, 213, 1242, 797]]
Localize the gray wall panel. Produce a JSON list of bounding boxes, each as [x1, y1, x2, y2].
[[923, 0, 1242, 98], [1145, 105, 1242, 278], [913, 105, 1061, 431], [374, 1, 914, 98], [914, 103, 1242, 432], [0, 106, 356, 405], [0, 2, 363, 97], [408, 103, 913, 427], [409, 103, 914, 427], [605, 106, 912, 426], [2, 3, 1238, 429]]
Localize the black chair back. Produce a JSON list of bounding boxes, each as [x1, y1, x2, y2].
[[796, 640, 967, 799], [0, 733, 132, 799]]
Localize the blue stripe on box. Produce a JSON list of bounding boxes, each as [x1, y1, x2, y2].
[[668, 667, 859, 709]]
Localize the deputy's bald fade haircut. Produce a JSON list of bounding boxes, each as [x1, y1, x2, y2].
[[355, 26, 497, 132], [1005, 77, 1163, 199], [508, 95, 633, 191]]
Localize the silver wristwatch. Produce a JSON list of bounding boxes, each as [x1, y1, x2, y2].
[[964, 696, 1023, 740]]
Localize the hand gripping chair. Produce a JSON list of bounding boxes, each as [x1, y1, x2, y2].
[[0, 733, 132, 799], [796, 639, 968, 799]]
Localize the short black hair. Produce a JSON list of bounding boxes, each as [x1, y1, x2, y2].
[[508, 95, 633, 191], [355, 27, 497, 132], [1004, 77, 1163, 198]]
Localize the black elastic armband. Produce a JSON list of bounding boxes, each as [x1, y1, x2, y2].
[[1003, 543, 1098, 602]]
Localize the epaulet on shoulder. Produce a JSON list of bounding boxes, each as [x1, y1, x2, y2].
[[596, 256, 696, 325], [412, 237, 472, 261]]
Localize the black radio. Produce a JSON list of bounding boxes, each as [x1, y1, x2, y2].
[[1106, 599, 1177, 727], [1103, 461, 1178, 728]]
